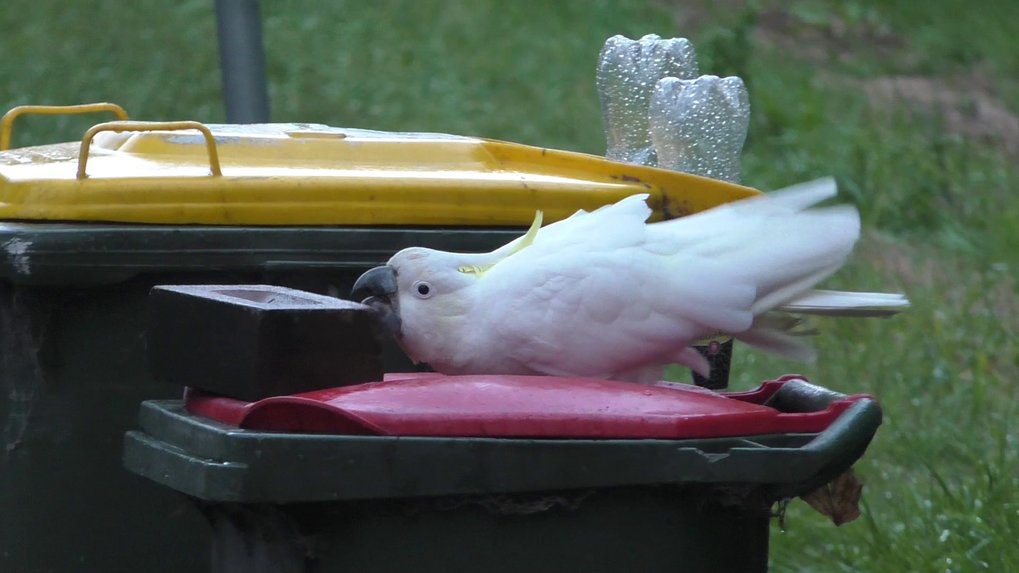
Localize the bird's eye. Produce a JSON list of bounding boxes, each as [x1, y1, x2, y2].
[[413, 281, 432, 299]]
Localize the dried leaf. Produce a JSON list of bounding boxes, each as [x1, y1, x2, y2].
[[800, 468, 863, 526]]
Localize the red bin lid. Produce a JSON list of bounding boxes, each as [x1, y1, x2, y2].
[[184, 373, 862, 439]]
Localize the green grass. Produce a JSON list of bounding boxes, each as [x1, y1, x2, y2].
[[3, 1, 1017, 571]]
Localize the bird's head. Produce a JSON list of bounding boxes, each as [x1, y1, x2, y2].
[[351, 247, 481, 365], [351, 210, 544, 367]]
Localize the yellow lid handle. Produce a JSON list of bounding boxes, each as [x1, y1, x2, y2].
[[0, 103, 129, 151], [77, 120, 223, 179]]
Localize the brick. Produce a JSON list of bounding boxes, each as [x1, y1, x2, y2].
[[147, 284, 383, 400]]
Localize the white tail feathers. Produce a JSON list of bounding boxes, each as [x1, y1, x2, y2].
[[740, 313, 819, 362], [723, 178, 910, 363], [779, 289, 911, 317], [736, 288, 909, 364]]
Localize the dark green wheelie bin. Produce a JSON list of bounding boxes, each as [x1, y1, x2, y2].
[[123, 283, 881, 572], [0, 225, 519, 572]]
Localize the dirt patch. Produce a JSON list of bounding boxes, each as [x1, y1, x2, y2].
[[662, 1, 906, 65], [753, 6, 905, 65], [661, 2, 1019, 154], [858, 230, 1018, 328], [856, 230, 1018, 379], [856, 230, 941, 289], [863, 75, 1019, 153]]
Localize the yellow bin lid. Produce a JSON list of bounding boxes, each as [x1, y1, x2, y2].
[[0, 107, 759, 226]]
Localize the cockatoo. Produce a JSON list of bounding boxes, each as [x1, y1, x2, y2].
[[352, 178, 908, 382]]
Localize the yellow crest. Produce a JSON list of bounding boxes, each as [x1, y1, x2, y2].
[[458, 209, 543, 276]]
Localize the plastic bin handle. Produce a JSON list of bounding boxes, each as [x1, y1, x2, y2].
[[77, 120, 223, 179], [763, 377, 851, 413], [761, 378, 883, 499], [0, 102, 129, 151]]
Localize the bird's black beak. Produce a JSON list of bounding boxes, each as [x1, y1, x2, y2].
[[352, 265, 398, 302], [351, 265, 402, 337]]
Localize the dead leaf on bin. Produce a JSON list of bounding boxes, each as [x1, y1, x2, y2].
[[800, 468, 863, 526]]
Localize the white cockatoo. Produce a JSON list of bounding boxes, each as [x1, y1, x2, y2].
[[352, 178, 908, 382]]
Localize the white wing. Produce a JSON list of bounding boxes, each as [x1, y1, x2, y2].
[[472, 179, 861, 379]]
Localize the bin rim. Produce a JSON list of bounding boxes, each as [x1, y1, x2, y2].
[[181, 373, 872, 440], [123, 375, 882, 503]]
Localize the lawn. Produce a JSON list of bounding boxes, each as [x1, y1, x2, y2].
[[2, 1, 1017, 571]]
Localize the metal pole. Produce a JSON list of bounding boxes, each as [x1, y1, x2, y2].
[[215, 0, 270, 123]]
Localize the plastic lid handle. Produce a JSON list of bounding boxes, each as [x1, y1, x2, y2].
[[0, 103, 129, 151], [77, 120, 223, 179]]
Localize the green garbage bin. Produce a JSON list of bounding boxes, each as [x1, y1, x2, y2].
[[124, 373, 881, 573], [0, 225, 520, 572], [0, 112, 759, 572], [123, 283, 882, 572]]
